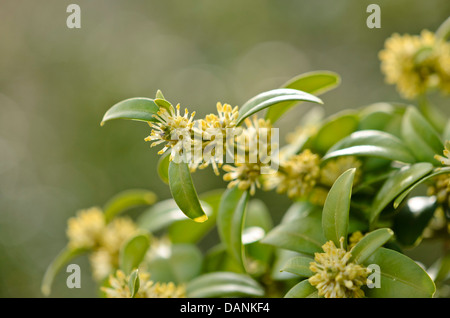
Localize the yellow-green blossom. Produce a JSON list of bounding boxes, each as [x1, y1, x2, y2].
[[379, 30, 450, 99], [222, 116, 275, 195], [66, 207, 105, 249], [320, 156, 362, 187], [145, 104, 196, 160], [102, 270, 186, 298], [309, 237, 371, 298], [268, 149, 320, 199]]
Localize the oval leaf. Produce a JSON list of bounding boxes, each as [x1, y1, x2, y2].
[[363, 248, 435, 298], [41, 246, 87, 296], [101, 97, 159, 125], [237, 88, 323, 126], [265, 71, 340, 123], [369, 163, 433, 225], [323, 130, 416, 164], [284, 280, 318, 298], [119, 234, 150, 274], [401, 106, 443, 163], [349, 228, 393, 264], [186, 272, 264, 298], [157, 153, 170, 184], [146, 243, 203, 284], [168, 161, 208, 223], [168, 189, 223, 244], [261, 211, 326, 255], [322, 168, 356, 249], [128, 269, 140, 298], [393, 196, 437, 247], [393, 167, 450, 209], [217, 187, 250, 272], [312, 111, 359, 154], [281, 256, 314, 278], [103, 189, 157, 223]]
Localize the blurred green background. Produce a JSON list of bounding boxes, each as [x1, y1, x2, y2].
[[0, 0, 449, 297]]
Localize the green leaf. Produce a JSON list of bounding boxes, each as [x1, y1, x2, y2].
[[266, 71, 340, 123], [237, 88, 322, 126], [168, 161, 208, 223], [128, 269, 140, 298], [119, 234, 150, 275], [261, 210, 326, 255], [323, 130, 416, 164], [393, 196, 437, 247], [217, 187, 250, 272], [146, 243, 203, 284], [349, 228, 393, 264], [322, 168, 355, 249], [281, 256, 314, 278], [41, 246, 87, 296], [154, 98, 173, 112], [436, 15, 450, 40], [369, 163, 433, 225], [401, 106, 443, 163], [168, 189, 223, 244], [284, 280, 318, 298], [103, 189, 157, 223], [136, 199, 212, 233], [311, 111, 359, 154], [186, 272, 264, 298], [393, 167, 450, 209], [100, 97, 159, 125], [157, 152, 170, 184], [363, 248, 436, 298]]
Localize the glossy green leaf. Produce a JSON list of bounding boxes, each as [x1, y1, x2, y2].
[[168, 189, 223, 244], [119, 234, 150, 274], [323, 130, 416, 164], [322, 168, 355, 249], [270, 249, 300, 281], [281, 256, 314, 278], [146, 243, 203, 284], [100, 97, 159, 125], [418, 98, 446, 133], [217, 187, 250, 272], [363, 248, 436, 298], [41, 246, 87, 296], [369, 163, 433, 225], [237, 88, 323, 126], [349, 228, 393, 264], [157, 153, 170, 184], [128, 269, 140, 298], [393, 196, 437, 247], [393, 167, 450, 209], [136, 199, 212, 233], [312, 111, 359, 154], [261, 211, 326, 255], [284, 280, 318, 298], [186, 272, 265, 298], [265, 71, 340, 123], [168, 161, 208, 223], [402, 106, 443, 163], [103, 189, 157, 223]]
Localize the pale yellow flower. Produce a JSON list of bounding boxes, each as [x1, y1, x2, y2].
[[320, 156, 362, 187], [309, 237, 371, 298], [267, 149, 320, 199], [89, 249, 114, 281], [222, 116, 275, 195], [66, 207, 105, 249], [100, 217, 139, 255], [145, 104, 196, 160], [102, 270, 186, 298], [435, 141, 450, 166], [379, 30, 450, 99], [348, 231, 365, 249]]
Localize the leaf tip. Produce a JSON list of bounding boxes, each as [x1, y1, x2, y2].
[[193, 214, 208, 223]]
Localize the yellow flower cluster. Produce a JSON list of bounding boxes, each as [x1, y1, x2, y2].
[[309, 237, 371, 298], [268, 149, 320, 199], [102, 270, 186, 298], [222, 116, 275, 195], [379, 30, 450, 99], [66, 208, 139, 281]]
